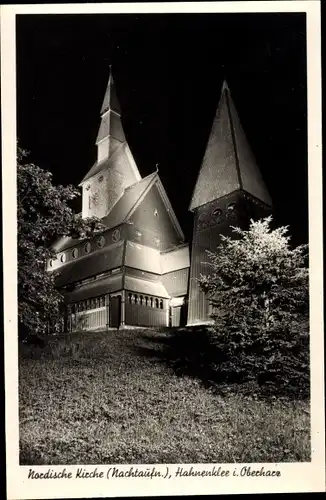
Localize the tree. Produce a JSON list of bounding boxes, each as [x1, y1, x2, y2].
[[17, 147, 103, 340], [199, 217, 309, 396]]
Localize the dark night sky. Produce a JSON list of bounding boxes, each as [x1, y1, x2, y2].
[[16, 13, 308, 246]]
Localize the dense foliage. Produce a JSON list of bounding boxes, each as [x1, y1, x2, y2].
[[199, 217, 309, 397], [17, 147, 103, 339]]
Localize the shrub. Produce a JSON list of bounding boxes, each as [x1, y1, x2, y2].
[[199, 217, 309, 398]]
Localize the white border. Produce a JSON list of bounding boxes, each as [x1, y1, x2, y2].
[[1, 1, 324, 498]]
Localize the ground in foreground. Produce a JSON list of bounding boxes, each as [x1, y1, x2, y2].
[[19, 328, 310, 464]]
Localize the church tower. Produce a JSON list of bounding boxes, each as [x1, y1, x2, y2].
[[79, 67, 141, 219], [187, 81, 272, 326]]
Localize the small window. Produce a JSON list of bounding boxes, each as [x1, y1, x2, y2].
[[60, 253, 66, 263], [154, 209, 158, 216], [72, 248, 78, 259], [145, 296, 149, 306], [212, 208, 223, 222], [100, 296, 106, 307], [155, 298, 159, 308], [134, 295, 138, 305], [128, 293, 132, 304], [49, 259, 53, 267], [150, 297, 153, 308], [227, 202, 237, 211], [84, 242, 91, 254], [112, 229, 121, 243], [140, 295, 144, 305], [97, 236, 105, 248], [159, 299, 163, 310]]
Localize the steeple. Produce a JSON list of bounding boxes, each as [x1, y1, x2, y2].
[[79, 67, 141, 219], [94, 67, 126, 164], [80, 67, 131, 185], [189, 81, 272, 211], [100, 65, 121, 115]]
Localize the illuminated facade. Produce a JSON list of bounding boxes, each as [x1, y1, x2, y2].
[[48, 70, 189, 330], [48, 73, 271, 330]]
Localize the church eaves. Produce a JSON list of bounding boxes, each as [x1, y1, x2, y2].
[[189, 81, 272, 211]]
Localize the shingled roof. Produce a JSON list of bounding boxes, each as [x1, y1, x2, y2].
[[189, 81, 272, 210], [102, 171, 158, 229]]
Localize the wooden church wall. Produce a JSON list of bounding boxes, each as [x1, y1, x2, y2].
[[187, 190, 271, 325], [187, 192, 243, 325], [129, 184, 181, 251], [161, 268, 189, 297], [125, 294, 168, 327]]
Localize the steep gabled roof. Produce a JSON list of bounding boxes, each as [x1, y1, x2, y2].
[[189, 81, 272, 211], [102, 171, 185, 240], [155, 176, 185, 241], [102, 172, 158, 229]]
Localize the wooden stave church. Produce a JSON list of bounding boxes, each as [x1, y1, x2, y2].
[[48, 70, 190, 331], [48, 70, 272, 331]]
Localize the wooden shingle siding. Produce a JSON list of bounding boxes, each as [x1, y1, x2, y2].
[[69, 307, 107, 331], [162, 268, 189, 297], [125, 302, 167, 327], [130, 184, 181, 251]]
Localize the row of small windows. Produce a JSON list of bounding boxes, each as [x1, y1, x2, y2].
[[49, 230, 121, 267], [128, 294, 164, 309], [69, 295, 106, 313], [67, 294, 164, 313], [199, 202, 237, 223]]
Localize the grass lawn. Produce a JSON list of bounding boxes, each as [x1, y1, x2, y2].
[[19, 328, 310, 464]]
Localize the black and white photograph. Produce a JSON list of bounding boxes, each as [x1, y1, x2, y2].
[[2, 1, 324, 498]]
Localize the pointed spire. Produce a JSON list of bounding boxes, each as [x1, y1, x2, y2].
[[189, 81, 272, 210], [95, 66, 125, 146], [221, 79, 229, 93], [100, 66, 121, 115], [79, 65, 143, 188]]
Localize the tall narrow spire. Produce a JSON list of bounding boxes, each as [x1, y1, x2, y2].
[[95, 67, 125, 148], [100, 66, 121, 115], [189, 81, 272, 210], [79, 66, 141, 220]]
